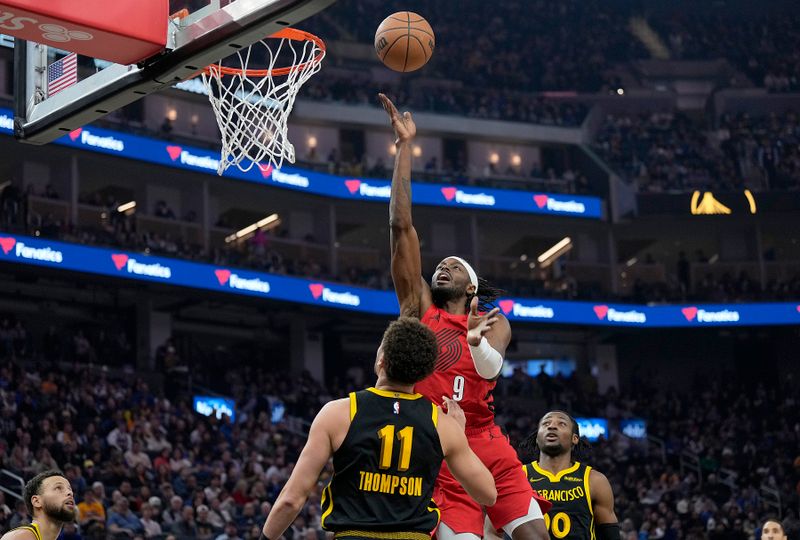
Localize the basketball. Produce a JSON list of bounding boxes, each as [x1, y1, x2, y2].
[[374, 12, 435, 72]]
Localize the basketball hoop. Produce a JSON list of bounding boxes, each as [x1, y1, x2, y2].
[[200, 28, 326, 175]]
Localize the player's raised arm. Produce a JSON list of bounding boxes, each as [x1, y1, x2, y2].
[[379, 93, 432, 318]]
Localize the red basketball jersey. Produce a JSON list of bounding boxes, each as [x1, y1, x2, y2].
[[416, 304, 497, 428]]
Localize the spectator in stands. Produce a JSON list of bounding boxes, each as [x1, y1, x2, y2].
[[107, 420, 133, 452], [139, 503, 162, 538], [215, 522, 242, 540], [162, 495, 183, 526], [235, 501, 259, 532], [7, 500, 27, 530], [124, 441, 153, 470], [77, 485, 106, 529], [107, 497, 144, 538], [196, 504, 220, 539], [171, 505, 198, 540]]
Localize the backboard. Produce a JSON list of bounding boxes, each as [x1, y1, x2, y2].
[[11, 0, 336, 145]]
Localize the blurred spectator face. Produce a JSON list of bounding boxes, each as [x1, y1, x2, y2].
[[170, 496, 183, 511], [181, 506, 194, 523], [761, 521, 786, 540], [260, 501, 272, 517], [243, 502, 255, 517], [91, 482, 104, 499]]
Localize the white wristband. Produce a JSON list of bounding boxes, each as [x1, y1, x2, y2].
[[469, 337, 503, 379]]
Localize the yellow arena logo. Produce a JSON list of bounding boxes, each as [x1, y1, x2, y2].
[[690, 190, 757, 215]]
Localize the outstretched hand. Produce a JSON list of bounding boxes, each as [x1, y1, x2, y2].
[[466, 296, 500, 346], [378, 93, 416, 144], [441, 395, 466, 430]]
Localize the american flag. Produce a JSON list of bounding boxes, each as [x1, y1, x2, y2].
[[47, 52, 78, 97]]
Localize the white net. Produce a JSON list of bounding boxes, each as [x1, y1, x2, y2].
[[200, 30, 325, 175]]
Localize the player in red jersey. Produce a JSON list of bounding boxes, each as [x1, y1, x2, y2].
[[379, 92, 551, 540]]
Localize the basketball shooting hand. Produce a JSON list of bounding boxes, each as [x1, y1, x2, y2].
[[441, 396, 466, 429], [466, 296, 500, 346], [378, 93, 416, 144]]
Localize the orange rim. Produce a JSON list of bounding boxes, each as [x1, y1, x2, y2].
[[202, 28, 325, 77], [170, 8, 190, 20]]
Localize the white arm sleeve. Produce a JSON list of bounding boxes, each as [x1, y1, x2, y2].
[[469, 337, 503, 379]]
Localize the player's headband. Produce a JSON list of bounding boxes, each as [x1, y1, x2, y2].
[[446, 256, 478, 293]]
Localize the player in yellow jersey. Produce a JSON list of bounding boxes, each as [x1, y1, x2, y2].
[[261, 317, 497, 540], [519, 411, 618, 540], [1, 470, 76, 540]]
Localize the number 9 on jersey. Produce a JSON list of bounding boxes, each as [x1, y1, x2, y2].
[[452, 375, 464, 401]]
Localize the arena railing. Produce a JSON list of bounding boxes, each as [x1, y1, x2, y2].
[[759, 485, 783, 518], [0, 468, 24, 502]]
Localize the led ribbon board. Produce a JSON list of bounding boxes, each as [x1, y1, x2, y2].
[[1, 234, 798, 327], [0, 108, 602, 219]]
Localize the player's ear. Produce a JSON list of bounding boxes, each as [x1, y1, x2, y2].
[[375, 346, 385, 373], [572, 433, 579, 446]]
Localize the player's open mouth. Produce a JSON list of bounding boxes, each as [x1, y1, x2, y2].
[[436, 272, 451, 284], [545, 433, 558, 441]]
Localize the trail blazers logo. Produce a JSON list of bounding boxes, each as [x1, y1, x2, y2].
[[434, 328, 462, 371]]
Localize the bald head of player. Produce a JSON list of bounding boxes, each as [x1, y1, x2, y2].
[[375, 316, 438, 386], [536, 411, 580, 457], [761, 519, 787, 540]]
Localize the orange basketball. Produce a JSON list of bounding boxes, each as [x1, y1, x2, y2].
[[374, 12, 435, 73]]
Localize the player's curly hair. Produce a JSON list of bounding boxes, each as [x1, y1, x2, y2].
[[519, 410, 593, 463], [381, 317, 438, 385], [466, 276, 505, 312]]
